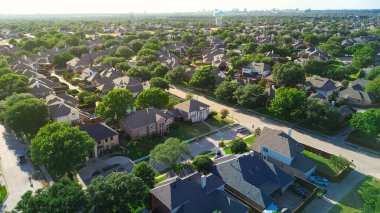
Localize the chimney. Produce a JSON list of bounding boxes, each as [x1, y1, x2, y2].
[[133, 107, 136, 112], [288, 128, 292, 137], [249, 150, 254, 157], [36, 80, 40, 89], [200, 175, 206, 189]]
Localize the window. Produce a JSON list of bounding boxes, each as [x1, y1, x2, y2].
[[263, 147, 268, 152]]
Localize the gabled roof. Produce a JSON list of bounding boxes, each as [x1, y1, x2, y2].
[[48, 101, 78, 118], [252, 127, 304, 158], [305, 76, 341, 92], [79, 123, 118, 142], [174, 99, 210, 114], [120, 108, 172, 129], [151, 172, 248, 213], [211, 154, 294, 209]]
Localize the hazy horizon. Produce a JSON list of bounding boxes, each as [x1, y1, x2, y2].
[[0, 0, 379, 14]]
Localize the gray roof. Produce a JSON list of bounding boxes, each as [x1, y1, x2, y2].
[[79, 123, 118, 142], [211, 154, 294, 209], [174, 99, 210, 114], [349, 79, 371, 91], [339, 87, 375, 104], [305, 76, 341, 92], [120, 108, 172, 129], [290, 154, 316, 173], [252, 127, 304, 158], [150, 172, 249, 213], [48, 102, 77, 118]]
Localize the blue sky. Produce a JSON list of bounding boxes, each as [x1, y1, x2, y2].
[[1, 0, 379, 14]]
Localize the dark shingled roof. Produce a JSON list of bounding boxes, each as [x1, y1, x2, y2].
[[210, 154, 294, 209], [150, 172, 249, 213], [79, 123, 118, 142], [120, 108, 172, 129], [252, 127, 304, 158], [174, 99, 210, 114]]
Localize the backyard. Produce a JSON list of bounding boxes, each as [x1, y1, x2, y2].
[[303, 150, 341, 177], [330, 176, 380, 213]]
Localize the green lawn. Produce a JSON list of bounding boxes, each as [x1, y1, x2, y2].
[[303, 151, 340, 177], [123, 137, 166, 161], [243, 135, 256, 145], [0, 185, 7, 204], [330, 176, 380, 213], [223, 147, 232, 154], [155, 174, 167, 184], [206, 115, 233, 128], [170, 122, 210, 141]]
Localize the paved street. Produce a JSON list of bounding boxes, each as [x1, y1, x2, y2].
[[168, 87, 380, 212], [0, 125, 42, 212]]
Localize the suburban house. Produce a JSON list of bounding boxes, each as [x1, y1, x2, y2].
[[79, 123, 119, 158], [47, 100, 81, 123], [29, 77, 68, 93], [304, 75, 342, 97], [150, 172, 249, 213], [210, 154, 294, 212], [29, 80, 54, 98], [298, 47, 329, 61], [242, 62, 272, 77], [338, 78, 375, 106], [119, 107, 174, 139], [169, 99, 210, 123], [97, 76, 143, 98], [251, 127, 316, 179]]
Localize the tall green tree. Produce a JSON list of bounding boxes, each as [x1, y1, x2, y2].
[[190, 66, 216, 90], [96, 89, 134, 123], [30, 122, 96, 176], [149, 77, 170, 90], [192, 155, 213, 175], [0, 73, 28, 99], [273, 62, 305, 87], [350, 109, 380, 137], [115, 46, 134, 59], [136, 88, 169, 109], [132, 162, 157, 188], [87, 172, 149, 213], [366, 77, 380, 102], [53, 53, 75, 68], [233, 84, 266, 109], [150, 138, 190, 171], [214, 81, 240, 103], [352, 45, 376, 68], [125, 66, 152, 82], [165, 66, 186, 84], [2, 97, 50, 138], [16, 177, 88, 213], [269, 87, 307, 121]]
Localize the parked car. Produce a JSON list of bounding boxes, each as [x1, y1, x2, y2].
[[310, 175, 329, 186], [293, 186, 308, 198], [16, 153, 27, 164], [236, 127, 248, 133]]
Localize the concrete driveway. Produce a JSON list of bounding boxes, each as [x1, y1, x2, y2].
[[0, 125, 42, 212]]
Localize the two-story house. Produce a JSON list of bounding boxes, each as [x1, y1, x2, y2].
[[242, 62, 272, 77], [168, 99, 210, 123], [251, 127, 316, 179], [119, 107, 174, 139], [304, 75, 342, 98], [150, 172, 249, 213], [79, 123, 119, 158], [47, 100, 81, 123]]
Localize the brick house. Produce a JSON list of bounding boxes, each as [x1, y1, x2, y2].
[[168, 99, 210, 123], [119, 108, 174, 139]]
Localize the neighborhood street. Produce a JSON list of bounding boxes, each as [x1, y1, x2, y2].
[[0, 125, 42, 212]]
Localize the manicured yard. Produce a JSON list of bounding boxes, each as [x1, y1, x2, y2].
[[155, 174, 167, 184], [206, 115, 233, 128], [243, 135, 256, 145], [0, 185, 7, 204], [223, 147, 232, 154], [169, 122, 210, 141], [123, 137, 166, 161], [303, 151, 340, 177], [330, 176, 380, 213]]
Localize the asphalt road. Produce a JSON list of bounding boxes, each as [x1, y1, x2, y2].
[[0, 125, 42, 212]]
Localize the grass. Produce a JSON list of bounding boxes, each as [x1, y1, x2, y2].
[[243, 135, 256, 145], [223, 147, 232, 154], [347, 131, 380, 152], [206, 115, 233, 128], [0, 185, 7, 204], [131, 205, 147, 213], [349, 69, 362, 80], [170, 122, 210, 141], [303, 150, 340, 177], [123, 136, 166, 161], [330, 176, 380, 213], [155, 174, 168, 184]]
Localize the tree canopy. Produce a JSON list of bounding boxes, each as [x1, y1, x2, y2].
[[150, 137, 190, 171], [0, 73, 29, 99], [136, 88, 169, 109], [352, 45, 376, 68], [30, 122, 96, 176], [350, 109, 380, 137], [233, 84, 266, 109], [190, 66, 216, 90], [273, 62, 305, 87], [366, 77, 380, 102], [96, 89, 134, 123], [132, 161, 157, 188], [192, 155, 213, 175], [165, 66, 186, 85], [269, 87, 307, 121], [149, 77, 170, 90], [214, 80, 240, 103]]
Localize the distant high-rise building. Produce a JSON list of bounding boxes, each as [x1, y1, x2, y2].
[[215, 18, 223, 27]]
